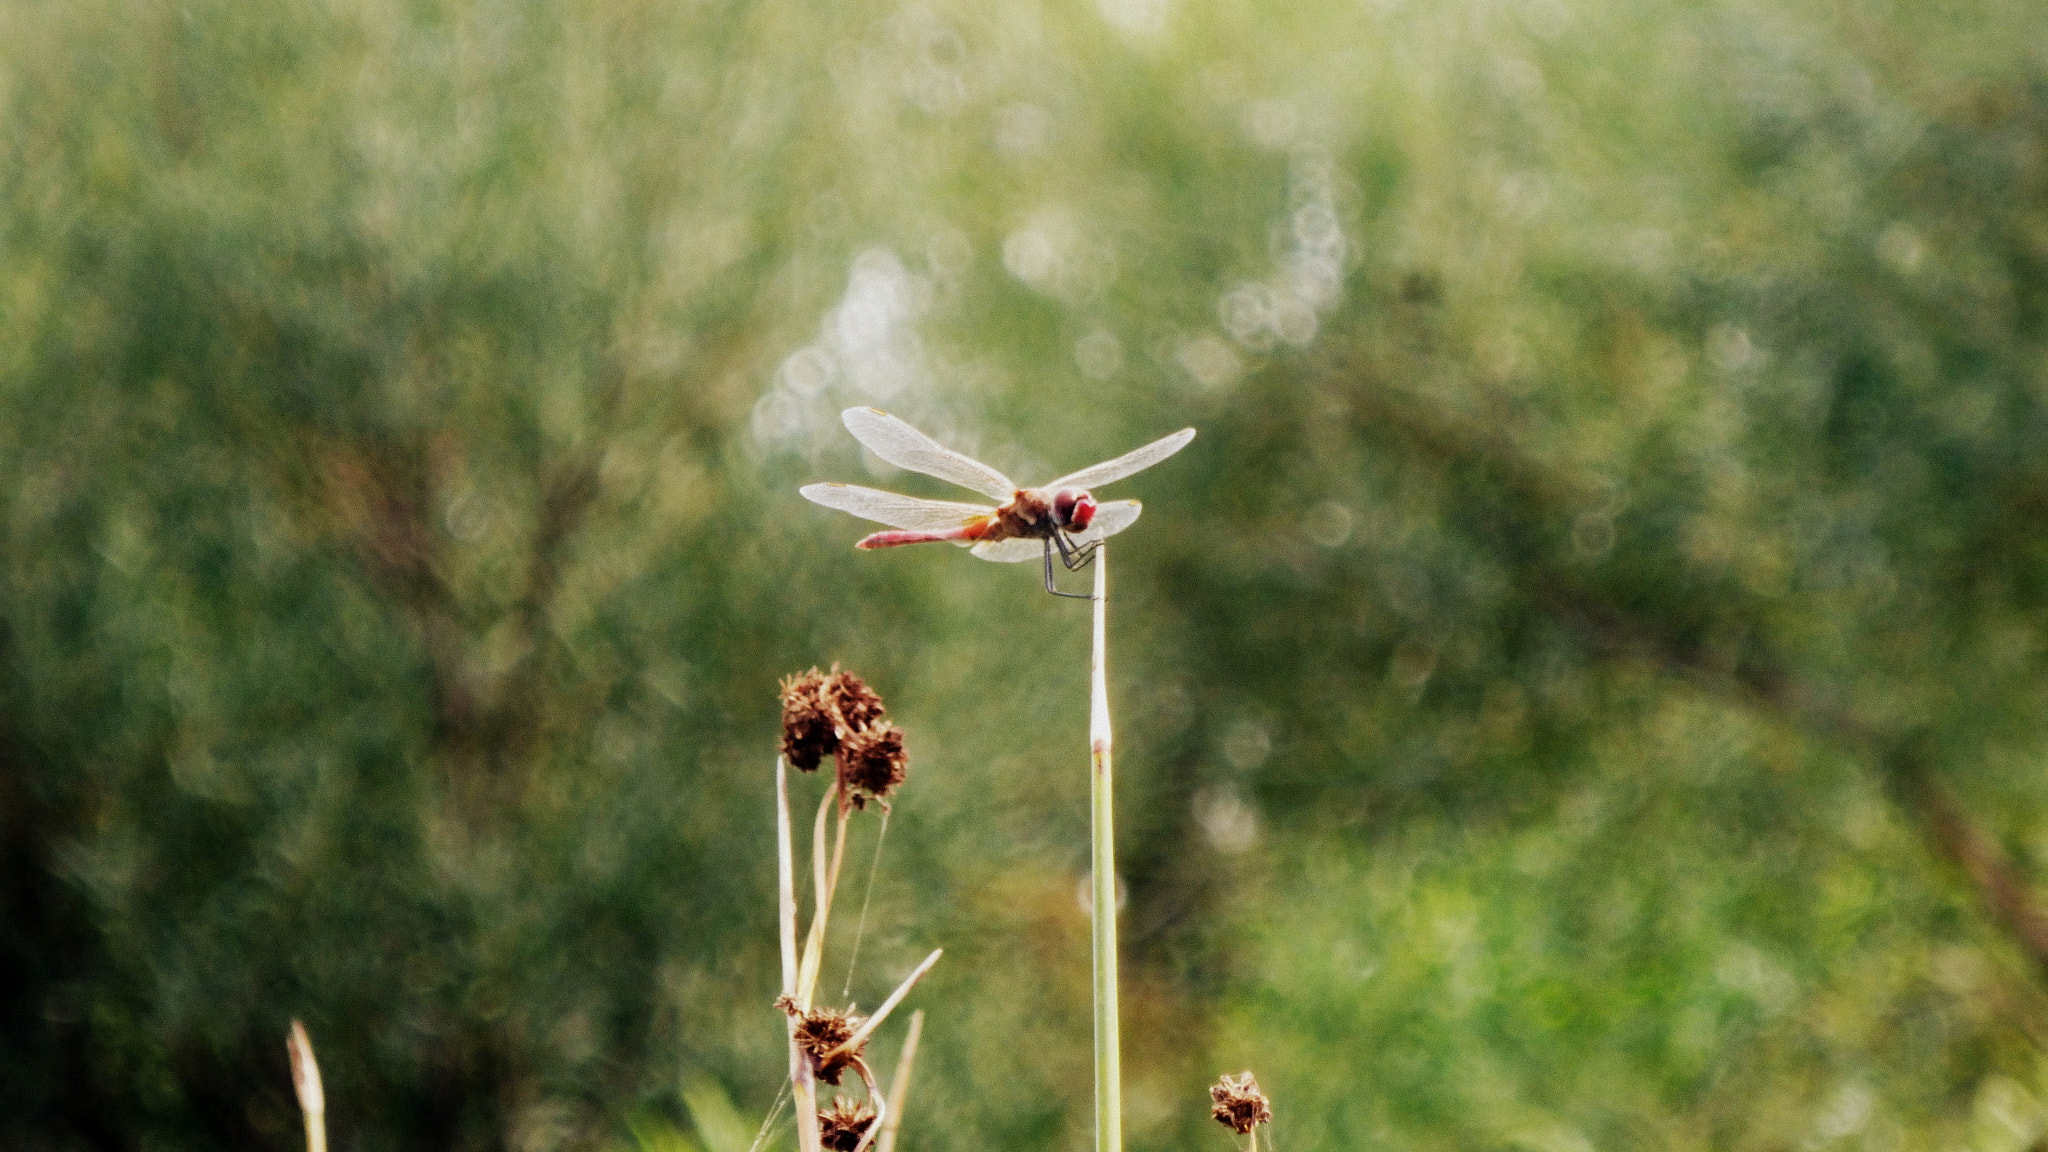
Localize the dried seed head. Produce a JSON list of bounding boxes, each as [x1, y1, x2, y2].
[[825, 669, 887, 731], [836, 722, 908, 810], [782, 666, 895, 776], [779, 669, 837, 772], [1209, 1071, 1272, 1135], [818, 1096, 877, 1152], [792, 1006, 866, 1085]]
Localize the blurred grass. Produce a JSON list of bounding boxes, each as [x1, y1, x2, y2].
[[3, 0, 2048, 1150]]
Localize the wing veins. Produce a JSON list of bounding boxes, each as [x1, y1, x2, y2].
[[1046, 428, 1196, 491], [800, 483, 993, 532], [843, 408, 1016, 502]]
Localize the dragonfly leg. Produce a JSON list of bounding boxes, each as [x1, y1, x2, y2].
[[1043, 538, 1094, 599], [1051, 530, 1102, 572]]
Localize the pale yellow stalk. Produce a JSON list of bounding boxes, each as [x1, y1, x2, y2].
[[777, 759, 823, 1152], [874, 1010, 924, 1152], [286, 1021, 326, 1152], [821, 948, 942, 1064]]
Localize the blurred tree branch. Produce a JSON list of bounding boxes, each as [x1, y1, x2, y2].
[[1329, 353, 2048, 989]]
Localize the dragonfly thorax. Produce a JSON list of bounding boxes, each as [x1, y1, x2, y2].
[[986, 488, 1096, 542]]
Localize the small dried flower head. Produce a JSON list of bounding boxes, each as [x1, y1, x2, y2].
[[818, 1095, 877, 1152], [782, 666, 895, 776], [792, 1006, 866, 1085], [1210, 1071, 1272, 1135], [824, 669, 887, 731], [836, 722, 907, 810], [779, 669, 837, 772]]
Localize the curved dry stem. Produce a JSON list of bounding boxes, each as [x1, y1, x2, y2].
[[846, 1055, 887, 1152]]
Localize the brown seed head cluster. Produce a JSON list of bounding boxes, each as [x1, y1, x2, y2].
[[778, 666, 908, 809], [788, 1004, 866, 1085], [778, 669, 840, 772], [825, 671, 886, 731], [1209, 1071, 1273, 1135], [817, 1095, 877, 1152], [835, 723, 907, 811]]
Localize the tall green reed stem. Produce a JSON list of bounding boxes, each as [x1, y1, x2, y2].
[[1089, 545, 1122, 1152]]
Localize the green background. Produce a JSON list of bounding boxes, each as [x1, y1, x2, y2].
[[5, 0, 2048, 1149]]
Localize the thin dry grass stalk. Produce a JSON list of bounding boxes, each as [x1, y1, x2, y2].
[[798, 789, 832, 1004], [776, 668, 932, 1152], [286, 1020, 326, 1152], [777, 758, 824, 1152], [778, 761, 799, 998], [823, 948, 941, 1065], [874, 1009, 924, 1152]]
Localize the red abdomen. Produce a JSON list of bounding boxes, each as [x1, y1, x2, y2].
[[856, 521, 991, 549]]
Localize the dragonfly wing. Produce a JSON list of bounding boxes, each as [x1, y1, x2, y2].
[[842, 408, 1017, 502], [800, 483, 995, 532], [969, 537, 1044, 563], [1071, 500, 1142, 548], [1045, 427, 1196, 492]]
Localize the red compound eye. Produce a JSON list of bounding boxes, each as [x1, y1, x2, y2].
[[1066, 492, 1097, 530]]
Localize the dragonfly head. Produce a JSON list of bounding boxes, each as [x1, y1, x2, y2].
[[1052, 489, 1097, 531]]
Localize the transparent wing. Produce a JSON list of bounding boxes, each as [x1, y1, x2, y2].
[[1045, 428, 1196, 492], [800, 483, 995, 531], [969, 538, 1043, 563], [842, 408, 1017, 502]]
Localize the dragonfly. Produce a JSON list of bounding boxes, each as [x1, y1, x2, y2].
[[801, 407, 1196, 599]]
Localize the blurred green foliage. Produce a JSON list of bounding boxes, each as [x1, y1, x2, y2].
[[4, 0, 2048, 1149]]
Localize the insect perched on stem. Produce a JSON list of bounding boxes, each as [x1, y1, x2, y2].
[[801, 407, 1195, 599]]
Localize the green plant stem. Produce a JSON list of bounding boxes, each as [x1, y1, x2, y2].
[[1089, 545, 1122, 1152]]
